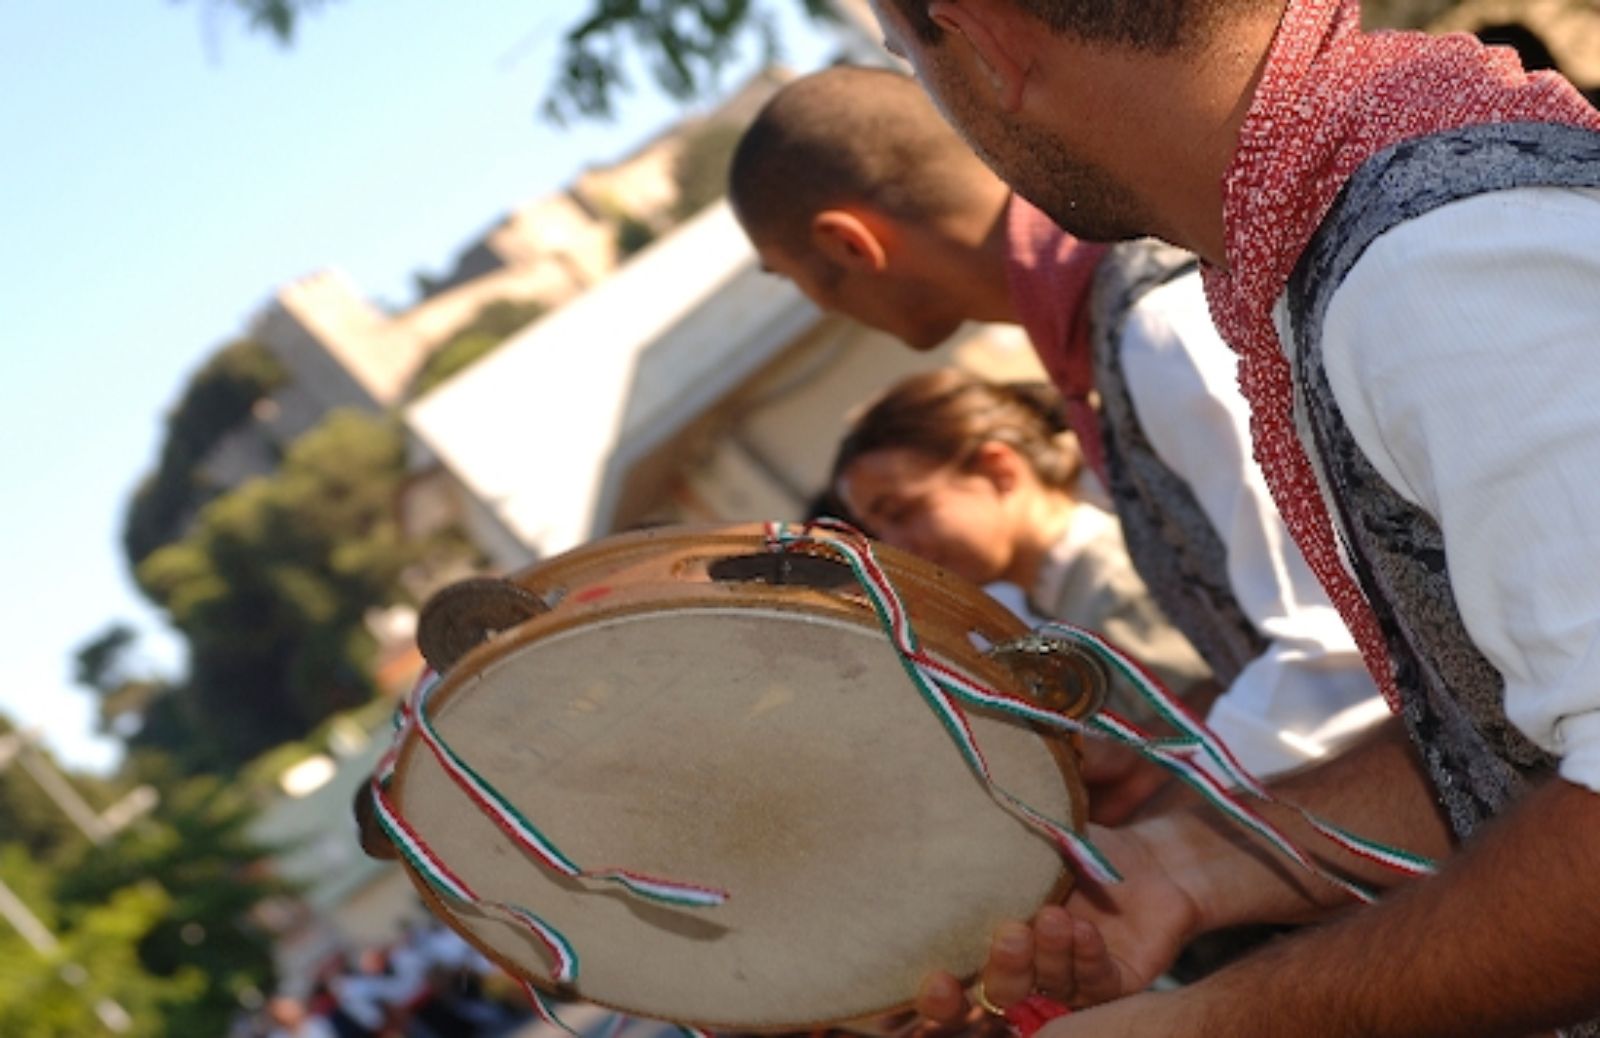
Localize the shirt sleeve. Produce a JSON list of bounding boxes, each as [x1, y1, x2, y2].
[[1121, 274, 1384, 777], [1066, 517, 1215, 709], [1318, 186, 1600, 794]]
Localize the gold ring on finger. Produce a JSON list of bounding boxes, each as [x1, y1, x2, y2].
[[972, 981, 1006, 1017]]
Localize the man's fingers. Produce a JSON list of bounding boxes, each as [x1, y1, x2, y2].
[[1068, 918, 1125, 1007], [919, 911, 1123, 1029], [1029, 906, 1076, 996], [915, 971, 970, 1026], [1078, 740, 1139, 784], [980, 921, 1036, 1007]]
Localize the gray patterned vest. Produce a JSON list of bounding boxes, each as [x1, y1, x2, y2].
[[1286, 123, 1600, 847], [1288, 124, 1600, 1038], [1091, 241, 1268, 687]]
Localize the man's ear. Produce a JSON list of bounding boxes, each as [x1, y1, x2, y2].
[[928, 0, 1028, 112], [811, 209, 890, 273]]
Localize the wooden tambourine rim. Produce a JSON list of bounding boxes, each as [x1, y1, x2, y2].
[[391, 524, 1094, 1032], [443, 524, 1104, 724]]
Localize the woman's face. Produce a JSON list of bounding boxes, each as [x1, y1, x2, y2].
[[837, 445, 1015, 585]]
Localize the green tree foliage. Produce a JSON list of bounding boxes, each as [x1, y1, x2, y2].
[[410, 332, 504, 399], [71, 624, 180, 747], [460, 297, 551, 341], [193, 0, 335, 40], [615, 214, 661, 259], [73, 624, 138, 695], [408, 298, 547, 399], [192, 0, 840, 120], [123, 339, 287, 567], [192, 0, 1521, 121], [544, 0, 841, 121], [53, 777, 284, 1037], [671, 120, 745, 220], [136, 410, 419, 765], [0, 719, 111, 866], [0, 764, 282, 1038], [0, 851, 197, 1038]]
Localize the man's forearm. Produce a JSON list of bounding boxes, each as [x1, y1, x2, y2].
[[1145, 718, 1454, 935], [1183, 777, 1600, 1037]]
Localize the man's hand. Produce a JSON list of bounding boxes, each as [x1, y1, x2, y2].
[[915, 825, 1201, 1024], [1078, 678, 1224, 826], [913, 723, 1478, 1035], [1078, 740, 1177, 825]]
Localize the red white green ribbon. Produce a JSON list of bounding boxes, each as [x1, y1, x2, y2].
[[367, 761, 579, 983], [1036, 620, 1435, 897], [765, 520, 1434, 902], [400, 671, 728, 909], [369, 664, 730, 1034], [371, 516, 1431, 1035], [764, 520, 1119, 883]]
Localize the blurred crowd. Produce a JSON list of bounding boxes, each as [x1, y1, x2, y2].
[[241, 918, 533, 1038]]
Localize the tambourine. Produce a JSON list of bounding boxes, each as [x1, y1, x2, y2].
[[364, 523, 1108, 1033]]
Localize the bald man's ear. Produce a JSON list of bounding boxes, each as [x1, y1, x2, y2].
[[928, 0, 1028, 112], [811, 210, 890, 273]]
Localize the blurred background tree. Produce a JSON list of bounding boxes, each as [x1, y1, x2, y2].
[[193, 0, 1600, 123], [122, 339, 287, 568], [0, 723, 282, 1036], [407, 298, 548, 399], [53, 777, 286, 1037], [671, 119, 747, 220], [188, 0, 842, 120], [0, 719, 117, 866], [132, 409, 425, 768], [0, 860, 193, 1038], [189, 0, 1517, 124]]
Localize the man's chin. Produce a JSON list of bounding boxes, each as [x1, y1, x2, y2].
[[903, 322, 963, 353], [1032, 195, 1149, 244]]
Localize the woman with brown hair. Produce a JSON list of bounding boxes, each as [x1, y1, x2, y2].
[[830, 367, 1212, 725]]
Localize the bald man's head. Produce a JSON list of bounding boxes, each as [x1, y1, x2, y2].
[[729, 65, 996, 254]]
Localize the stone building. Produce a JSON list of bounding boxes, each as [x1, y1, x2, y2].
[[400, 197, 1044, 574], [196, 70, 792, 504]]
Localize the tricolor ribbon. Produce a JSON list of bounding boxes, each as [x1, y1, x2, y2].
[[373, 517, 1432, 1038], [765, 519, 1434, 902], [765, 520, 1119, 884], [402, 671, 729, 909], [370, 663, 729, 1034]]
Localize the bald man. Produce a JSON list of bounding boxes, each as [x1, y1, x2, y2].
[[729, 66, 1382, 815]]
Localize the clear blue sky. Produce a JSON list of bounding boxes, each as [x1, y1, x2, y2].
[[0, 1, 844, 772]]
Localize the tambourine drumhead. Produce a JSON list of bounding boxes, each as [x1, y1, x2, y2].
[[389, 529, 1088, 1032]]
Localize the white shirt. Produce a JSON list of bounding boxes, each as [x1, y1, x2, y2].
[[985, 580, 1051, 628], [1030, 495, 1214, 709], [384, 942, 434, 1005], [418, 922, 494, 974], [1119, 271, 1387, 776], [331, 971, 409, 1030], [1299, 185, 1600, 794]]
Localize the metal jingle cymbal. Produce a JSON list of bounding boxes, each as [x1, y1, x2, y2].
[[352, 782, 400, 861], [415, 577, 549, 674], [988, 632, 1111, 719]]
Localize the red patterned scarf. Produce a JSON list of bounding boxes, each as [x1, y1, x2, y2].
[[1202, 0, 1600, 709], [1003, 195, 1113, 486]]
